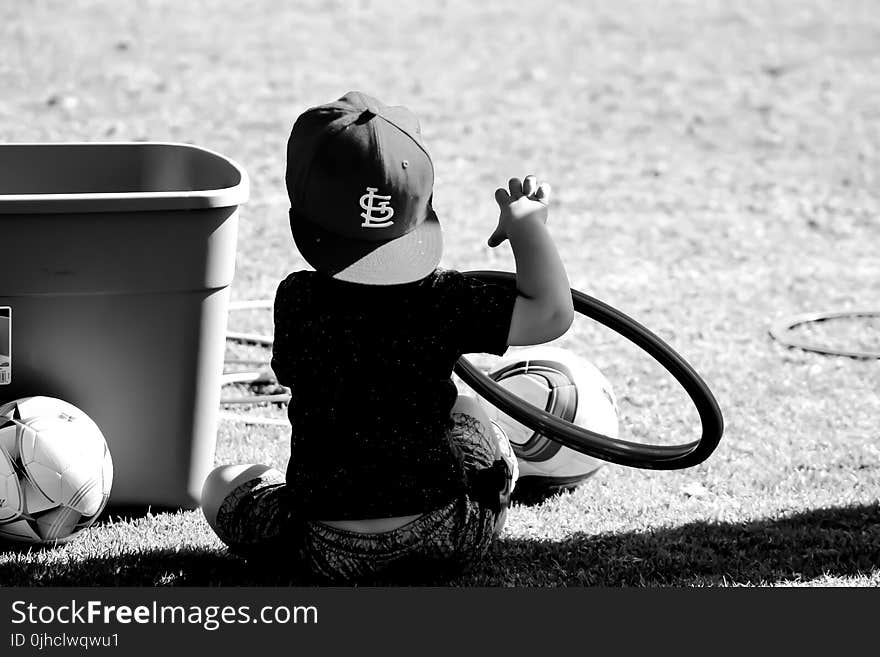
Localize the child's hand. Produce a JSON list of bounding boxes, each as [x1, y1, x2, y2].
[[488, 175, 551, 247]]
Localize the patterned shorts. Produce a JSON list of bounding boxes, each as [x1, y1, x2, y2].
[[213, 413, 518, 583]]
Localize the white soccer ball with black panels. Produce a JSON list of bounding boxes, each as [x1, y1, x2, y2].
[[482, 346, 619, 493], [0, 396, 112, 544]]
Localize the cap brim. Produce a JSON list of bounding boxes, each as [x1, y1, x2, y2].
[[291, 211, 442, 285]]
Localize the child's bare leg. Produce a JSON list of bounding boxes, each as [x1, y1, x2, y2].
[[450, 394, 494, 433], [451, 394, 518, 488], [200, 463, 277, 531], [201, 463, 298, 558]]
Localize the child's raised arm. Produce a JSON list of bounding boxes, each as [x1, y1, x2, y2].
[[488, 175, 574, 346]]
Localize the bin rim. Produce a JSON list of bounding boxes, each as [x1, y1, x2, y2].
[[0, 141, 249, 214]]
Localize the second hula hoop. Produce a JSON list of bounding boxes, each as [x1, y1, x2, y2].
[[769, 309, 880, 359]]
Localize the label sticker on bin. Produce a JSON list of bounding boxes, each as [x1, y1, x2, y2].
[[0, 307, 10, 385]]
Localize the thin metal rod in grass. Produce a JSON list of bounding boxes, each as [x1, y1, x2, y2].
[[228, 299, 275, 311], [769, 309, 880, 359], [218, 411, 290, 427], [220, 349, 283, 403], [222, 300, 289, 423]]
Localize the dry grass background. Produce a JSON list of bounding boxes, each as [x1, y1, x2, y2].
[[1, 0, 878, 585]]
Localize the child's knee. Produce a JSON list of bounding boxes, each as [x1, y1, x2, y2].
[[449, 394, 519, 504], [200, 463, 275, 529], [451, 394, 492, 430], [451, 394, 510, 458]]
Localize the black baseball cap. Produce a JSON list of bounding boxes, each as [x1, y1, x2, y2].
[[285, 91, 442, 285]]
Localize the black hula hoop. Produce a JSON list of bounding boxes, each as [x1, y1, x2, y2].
[[454, 270, 724, 470], [768, 309, 880, 359]]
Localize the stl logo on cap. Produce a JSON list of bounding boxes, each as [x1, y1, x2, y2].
[[359, 187, 395, 228]]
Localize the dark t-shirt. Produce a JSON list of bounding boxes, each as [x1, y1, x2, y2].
[[271, 268, 517, 519]]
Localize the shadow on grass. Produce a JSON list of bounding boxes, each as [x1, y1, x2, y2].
[[1, 503, 877, 586], [480, 502, 880, 586]]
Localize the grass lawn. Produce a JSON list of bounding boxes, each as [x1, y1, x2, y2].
[[1, 0, 878, 586]]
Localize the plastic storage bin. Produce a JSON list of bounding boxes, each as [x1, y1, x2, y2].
[[0, 142, 248, 508]]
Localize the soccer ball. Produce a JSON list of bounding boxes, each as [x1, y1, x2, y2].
[[0, 396, 113, 545], [482, 346, 619, 494]]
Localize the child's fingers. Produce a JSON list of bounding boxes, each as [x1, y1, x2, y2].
[[522, 175, 537, 197], [535, 182, 551, 204], [494, 187, 510, 207], [508, 177, 523, 199]]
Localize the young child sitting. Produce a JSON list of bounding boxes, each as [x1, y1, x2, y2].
[[201, 91, 573, 583]]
